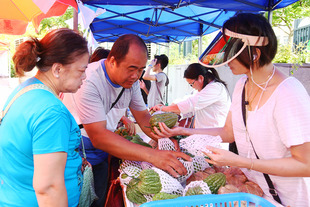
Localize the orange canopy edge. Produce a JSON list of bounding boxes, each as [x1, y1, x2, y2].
[[0, 0, 78, 35]]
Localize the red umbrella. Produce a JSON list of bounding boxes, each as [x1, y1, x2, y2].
[[0, 0, 78, 35]]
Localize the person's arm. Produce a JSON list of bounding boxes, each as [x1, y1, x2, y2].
[[139, 80, 149, 95], [151, 103, 181, 114], [83, 120, 191, 177], [204, 142, 310, 177], [142, 59, 157, 81], [151, 111, 235, 143], [130, 108, 157, 140], [33, 152, 68, 207]]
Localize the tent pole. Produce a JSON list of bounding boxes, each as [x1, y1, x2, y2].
[[73, 8, 78, 31], [198, 36, 202, 57], [166, 42, 170, 105], [268, 10, 273, 24], [267, 0, 273, 24]]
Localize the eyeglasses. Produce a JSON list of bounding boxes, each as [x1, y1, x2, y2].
[[189, 80, 196, 87]]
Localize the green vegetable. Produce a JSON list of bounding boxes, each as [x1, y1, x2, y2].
[[114, 126, 129, 137], [152, 192, 179, 201], [203, 172, 226, 194], [126, 178, 147, 204], [185, 186, 203, 196], [130, 136, 152, 148], [149, 112, 178, 132], [137, 169, 162, 194], [171, 135, 188, 142], [121, 173, 128, 179]]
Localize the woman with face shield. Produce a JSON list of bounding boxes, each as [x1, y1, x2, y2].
[[151, 13, 310, 207]]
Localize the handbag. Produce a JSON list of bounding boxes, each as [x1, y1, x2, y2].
[[104, 156, 124, 207], [78, 135, 98, 207], [241, 80, 282, 205]]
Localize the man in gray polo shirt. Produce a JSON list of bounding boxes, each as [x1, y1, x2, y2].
[[63, 34, 189, 207]]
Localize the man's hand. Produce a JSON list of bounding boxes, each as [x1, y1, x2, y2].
[[150, 149, 192, 177], [121, 116, 136, 135], [148, 58, 157, 68]]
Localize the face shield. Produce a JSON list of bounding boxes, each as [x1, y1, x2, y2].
[[199, 29, 269, 68]]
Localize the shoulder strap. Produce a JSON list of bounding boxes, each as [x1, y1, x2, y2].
[[79, 87, 125, 129], [241, 80, 248, 126], [110, 87, 125, 110], [241, 80, 282, 205], [0, 84, 56, 125]]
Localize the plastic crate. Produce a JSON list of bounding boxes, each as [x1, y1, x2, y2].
[[140, 193, 275, 207]]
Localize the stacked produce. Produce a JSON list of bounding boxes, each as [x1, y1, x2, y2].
[[114, 127, 152, 148], [117, 113, 263, 206]]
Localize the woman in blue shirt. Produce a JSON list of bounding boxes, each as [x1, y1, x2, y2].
[[0, 28, 89, 206]]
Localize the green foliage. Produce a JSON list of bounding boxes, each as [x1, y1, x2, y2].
[[168, 33, 216, 65], [39, 7, 74, 34], [272, 0, 310, 39], [273, 41, 310, 66], [0, 7, 75, 77]]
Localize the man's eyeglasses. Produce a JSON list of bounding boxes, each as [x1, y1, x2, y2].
[[189, 80, 196, 87]]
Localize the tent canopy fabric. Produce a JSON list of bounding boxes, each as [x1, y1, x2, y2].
[[81, 0, 299, 43], [81, 0, 298, 11], [0, 0, 77, 35]]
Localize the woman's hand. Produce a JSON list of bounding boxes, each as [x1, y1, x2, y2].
[[150, 104, 164, 112], [121, 116, 136, 135], [203, 146, 243, 167], [151, 122, 184, 139]]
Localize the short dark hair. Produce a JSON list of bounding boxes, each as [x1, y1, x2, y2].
[[107, 34, 147, 64], [184, 63, 227, 88], [223, 13, 277, 69], [13, 28, 88, 76], [154, 54, 169, 70], [90, 47, 110, 63]]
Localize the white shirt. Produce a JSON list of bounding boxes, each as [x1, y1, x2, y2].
[[231, 76, 310, 207], [177, 81, 231, 128]]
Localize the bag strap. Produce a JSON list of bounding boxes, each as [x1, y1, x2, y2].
[[241, 81, 282, 205], [0, 84, 56, 125], [110, 87, 125, 110], [80, 134, 87, 159], [79, 87, 125, 129]]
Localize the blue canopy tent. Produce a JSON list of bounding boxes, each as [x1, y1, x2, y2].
[[81, 0, 299, 43]]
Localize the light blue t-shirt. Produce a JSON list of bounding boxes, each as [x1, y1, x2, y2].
[[0, 77, 82, 207]]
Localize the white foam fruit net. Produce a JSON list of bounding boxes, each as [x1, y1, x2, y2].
[[180, 134, 222, 157], [192, 156, 210, 173], [141, 161, 153, 170], [176, 158, 194, 185], [119, 165, 142, 186], [158, 138, 176, 151], [119, 160, 143, 186], [144, 194, 154, 203], [183, 180, 211, 196], [120, 160, 142, 170], [152, 167, 184, 195]]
